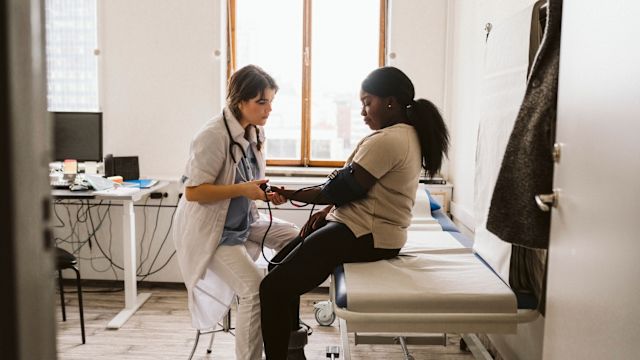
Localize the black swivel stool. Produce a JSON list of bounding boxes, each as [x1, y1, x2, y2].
[[56, 247, 85, 344]]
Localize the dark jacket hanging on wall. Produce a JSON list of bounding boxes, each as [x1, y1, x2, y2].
[[486, 0, 562, 250], [487, 0, 562, 314]]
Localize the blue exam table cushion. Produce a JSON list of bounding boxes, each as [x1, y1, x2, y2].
[[426, 189, 442, 211]]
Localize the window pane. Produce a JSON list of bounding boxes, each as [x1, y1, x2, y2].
[[236, 0, 303, 161], [310, 0, 380, 161], [45, 0, 99, 112]]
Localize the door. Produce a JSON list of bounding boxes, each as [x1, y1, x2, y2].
[[542, 1, 640, 359], [0, 0, 57, 358]]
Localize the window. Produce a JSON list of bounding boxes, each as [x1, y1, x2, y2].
[[45, 0, 99, 112], [231, 0, 386, 166]]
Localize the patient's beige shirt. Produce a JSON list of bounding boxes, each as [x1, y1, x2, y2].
[[326, 123, 421, 249]]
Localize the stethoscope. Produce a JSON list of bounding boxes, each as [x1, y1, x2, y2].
[[223, 111, 306, 267], [223, 111, 258, 183], [223, 111, 247, 164]]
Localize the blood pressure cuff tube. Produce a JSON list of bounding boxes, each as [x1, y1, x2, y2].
[[320, 164, 368, 207]]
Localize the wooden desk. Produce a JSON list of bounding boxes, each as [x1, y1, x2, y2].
[[52, 181, 169, 329]]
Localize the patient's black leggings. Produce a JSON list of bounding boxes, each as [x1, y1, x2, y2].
[[260, 221, 400, 359]]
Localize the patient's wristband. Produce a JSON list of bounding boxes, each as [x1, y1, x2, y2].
[[320, 164, 368, 207]]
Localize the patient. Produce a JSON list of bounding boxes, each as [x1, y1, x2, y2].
[[259, 66, 450, 359]]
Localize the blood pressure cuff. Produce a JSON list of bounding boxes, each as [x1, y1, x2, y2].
[[321, 164, 368, 207]]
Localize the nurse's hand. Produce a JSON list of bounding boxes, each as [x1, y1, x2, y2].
[[268, 186, 287, 205], [241, 179, 270, 201]]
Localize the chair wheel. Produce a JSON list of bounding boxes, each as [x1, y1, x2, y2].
[[460, 338, 469, 352], [207, 349, 212, 354], [313, 301, 335, 326]]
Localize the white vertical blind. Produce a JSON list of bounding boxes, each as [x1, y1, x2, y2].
[[45, 0, 99, 111]]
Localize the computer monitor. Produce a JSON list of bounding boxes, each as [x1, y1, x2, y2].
[[52, 112, 103, 162]]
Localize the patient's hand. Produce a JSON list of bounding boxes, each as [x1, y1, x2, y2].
[[268, 186, 287, 205], [300, 206, 332, 238]]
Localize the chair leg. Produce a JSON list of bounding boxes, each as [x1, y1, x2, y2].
[[188, 330, 201, 360], [58, 269, 66, 321], [222, 308, 231, 332], [190, 307, 234, 358], [72, 266, 86, 344], [207, 331, 215, 354]]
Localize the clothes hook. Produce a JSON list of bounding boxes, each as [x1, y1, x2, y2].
[[485, 22, 493, 42]]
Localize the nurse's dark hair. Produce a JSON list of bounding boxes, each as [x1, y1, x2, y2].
[[227, 65, 278, 150], [361, 66, 449, 178]]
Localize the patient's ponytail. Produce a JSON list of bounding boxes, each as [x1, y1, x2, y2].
[[361, 66, 449, 178], [406, 99, 449, 178]]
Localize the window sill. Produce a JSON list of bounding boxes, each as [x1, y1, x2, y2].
[[265, 166, 337, 177]]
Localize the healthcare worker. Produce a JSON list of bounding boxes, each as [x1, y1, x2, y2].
[[259, 66, 450, 359], [173, 65, 299, 360]]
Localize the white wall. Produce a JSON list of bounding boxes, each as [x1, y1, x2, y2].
[[388, 0, 449, 176], [387, 0, 447, 112], [99, 0, 226, 180], [446, 0, 484, 227], [446, 0, 543, 359]]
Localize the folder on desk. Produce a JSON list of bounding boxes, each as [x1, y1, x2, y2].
[[122, 179, 158, 189]]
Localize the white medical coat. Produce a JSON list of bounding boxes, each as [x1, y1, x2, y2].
[[173, 107, 274, 330]]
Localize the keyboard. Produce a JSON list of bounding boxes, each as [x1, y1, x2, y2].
[[50, 179, 71, 189]]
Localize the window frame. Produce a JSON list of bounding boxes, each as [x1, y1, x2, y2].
[[228, 0, 387, 167]]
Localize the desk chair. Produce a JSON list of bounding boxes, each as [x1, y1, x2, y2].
[[56, 247, 85, 344], [188, 307, 235, 360]]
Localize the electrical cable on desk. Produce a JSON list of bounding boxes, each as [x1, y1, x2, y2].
[[138, 197, 163, 273], [53, 202, 81, 244], [137, 200, 178, 281], [53, 199, 67, 228], [54, 197, 179, 281], [103, 203, 119, 280], [85, 201, 120, 275], [63, 199, 126, 276], [76, 201, 176, 279], [137, 197, 150, 272], [75, 198, 99, 224], [66, 200, 102, 251], [54, 200, 120, 280], [81, 198, 175, 279], [54, 201, 108, 253]]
